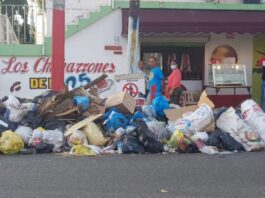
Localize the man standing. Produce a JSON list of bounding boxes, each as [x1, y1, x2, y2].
[[166, 60, 182, 104], [147, 56, 164, 104]]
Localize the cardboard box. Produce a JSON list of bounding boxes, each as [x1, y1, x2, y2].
[[164, 90, 215, 122], [105, 92, 136, 114], [164, 105, 197, 121], [197, 90, 215, 108]]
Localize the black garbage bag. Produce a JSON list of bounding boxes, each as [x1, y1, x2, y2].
[[120, 131, 145, 154], [206, 129, 245, 152], [21, 111, 43, 129], [0, 115, 18, 134], [213, 107, 228, 121], [42, 117, 66, 131], [0, 106, 6, 116], [34, 142, 54, 154], [136, 119, 164, 153]]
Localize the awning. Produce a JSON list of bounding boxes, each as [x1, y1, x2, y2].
[[122, 9, 265, 35]]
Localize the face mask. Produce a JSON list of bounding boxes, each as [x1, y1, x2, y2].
[[170, 64, 177, 70]]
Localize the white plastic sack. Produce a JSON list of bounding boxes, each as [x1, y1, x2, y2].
[[241, 99, 265, 143], [217, 107, 264, 151], [15, 126, 33, 144], [191, 131, 209, 142], [3, 95, 35, 123], [42, 129, 64, 152], [67, 130, 88, 147], [28, 128, 44, 146], [185, 104, 213, 134]]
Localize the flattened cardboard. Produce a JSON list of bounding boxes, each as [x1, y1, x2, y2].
[[164, 105, 197, 121], [64, 114, 103, 137], [197, 90, 215, 108]]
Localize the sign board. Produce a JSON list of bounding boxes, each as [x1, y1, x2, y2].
[[115, 73, 146, 105], [0, 56, 117, 98]]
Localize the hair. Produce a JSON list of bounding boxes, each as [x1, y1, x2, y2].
[[149, 56, 157, 62]]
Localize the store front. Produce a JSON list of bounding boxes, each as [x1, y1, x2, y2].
[[122, 8, 265, 107]]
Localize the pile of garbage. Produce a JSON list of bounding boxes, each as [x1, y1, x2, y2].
[[0, 75, 265, 156]]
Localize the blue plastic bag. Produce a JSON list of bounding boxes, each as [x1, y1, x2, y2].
[[103, 108, 129, 133], [73, 96, 90, 111], [152, 95, 169, 117]]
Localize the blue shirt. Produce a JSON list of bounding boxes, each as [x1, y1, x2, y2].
[[148, 66, 164, 94]]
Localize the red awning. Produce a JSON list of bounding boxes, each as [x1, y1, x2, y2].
[[122, 9, 265, 35]]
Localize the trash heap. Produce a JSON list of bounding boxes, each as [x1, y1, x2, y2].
[[0, 75, 265, 156]]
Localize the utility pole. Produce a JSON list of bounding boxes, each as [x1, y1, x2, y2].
[[51, 0, 65, 91]]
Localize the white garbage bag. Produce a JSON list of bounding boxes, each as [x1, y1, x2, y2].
[[241, 99, 265, 143], [42, 129, 64, 152], [184, 104, 213, 134], [15, 126, 33, 144], [217, 106, 264, 151], [3, 95, 35, 123]]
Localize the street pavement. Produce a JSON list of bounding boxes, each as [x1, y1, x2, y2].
[[0, 151, 265, 198]]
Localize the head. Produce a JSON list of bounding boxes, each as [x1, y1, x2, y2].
[[170, 60, 178, 70], [148, 56, 157, 68], [138, 60, 145, 71]]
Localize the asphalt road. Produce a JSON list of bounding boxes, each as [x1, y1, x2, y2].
[[0, 152, 265, 198]]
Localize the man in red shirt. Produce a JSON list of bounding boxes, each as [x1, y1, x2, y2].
[[166, 60, 182, 104]]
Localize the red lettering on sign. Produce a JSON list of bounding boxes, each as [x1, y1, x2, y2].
[[1, 56, 117, 74], [109, 63, 116, 73], [1, 56, 29, 74]]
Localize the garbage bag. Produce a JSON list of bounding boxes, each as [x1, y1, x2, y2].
[[42, 129, 64, 152], [168, 119, 191, 134], [216, 107, 264, 151], [167, 130, 199, 153], [119, 132, 145, 154], [22, 111, 42, 130], [191, 131, 209, 142], [67, 130, 88, 147], [241, 99, 265, 143], [28, 127, 45, 146], [206, 129, 245, 152], [35, 142, 54, 154], [142, 105, 157, 118], [0, 131, 24, 154], [42, 117, 66, 131], [213, 107, 228, 121], [145, 119, 169, 142], [15, 126, 33, 144], [82, 122, 109, 146], [3, 95, 35, 123], [136, 119, 164, 153], [130, 111, 146, 125], [70, 145, 97, 156], [103, 108, 129, 133], [184, 104, 213, 134], [152, 95, 169, 117], [73, 96, 90, 111], [0, 115, 18, 134]]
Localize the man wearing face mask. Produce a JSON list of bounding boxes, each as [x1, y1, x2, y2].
[[166, 60, 182, 104]]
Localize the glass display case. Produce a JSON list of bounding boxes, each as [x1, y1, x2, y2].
[[209, 64, 247, 86]]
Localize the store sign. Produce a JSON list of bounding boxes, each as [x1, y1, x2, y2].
[[115, 73, 145, 105], [1, 56, 116, 74], [0, 56, 117, 98]]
